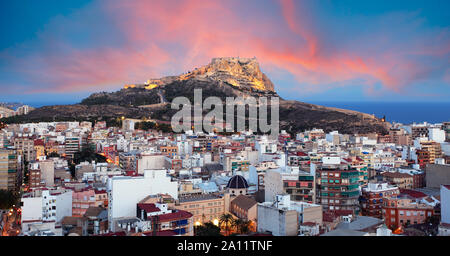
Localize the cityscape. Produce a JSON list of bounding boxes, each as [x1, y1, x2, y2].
[[0, 0, 449, 240], [1, 98, 449, 237]]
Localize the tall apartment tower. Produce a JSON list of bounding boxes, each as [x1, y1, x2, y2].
[[316, 164, 361, 214], [0, 149, 19, 190]]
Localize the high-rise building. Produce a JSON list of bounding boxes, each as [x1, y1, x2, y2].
[[411, 125, 429, 140], [360, 183, 399, 218], [0, 149, 19, 190], [420, 141, 443, 163], [316, 165, 361, 214], [65, 137, 80, 158], [39, 159, 55, 187], [28, 162, 42, 189], [265, 168, 315, 204], [443, 122, 450, 142], [13, 135, 35, 162]]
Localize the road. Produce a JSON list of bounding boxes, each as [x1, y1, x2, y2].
[[157, 89, 168, 104], [1, 208, 21, 236]]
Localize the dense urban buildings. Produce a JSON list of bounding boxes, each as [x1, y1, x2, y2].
[[0, 120, 448, 236]]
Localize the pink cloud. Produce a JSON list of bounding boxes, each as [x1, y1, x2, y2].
[[3, 0, 449, 98]]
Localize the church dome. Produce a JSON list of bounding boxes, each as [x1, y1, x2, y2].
[[226, 175, 249, 189]]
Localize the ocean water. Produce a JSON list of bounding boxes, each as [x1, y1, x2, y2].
[[309, 101, 450, 124]]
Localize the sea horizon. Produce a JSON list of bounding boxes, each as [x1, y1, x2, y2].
[[309, 101, 450, 125]]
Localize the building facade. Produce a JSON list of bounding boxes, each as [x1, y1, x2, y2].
[[360, 183, 400, 218]]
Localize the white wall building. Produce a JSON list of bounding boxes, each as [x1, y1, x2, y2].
[[439, 185, 450, 236], [429, 128, 445, 143], [39, 160, 55, 187], [107, 169, 178, 231], [21, 189, 73, 231], [255, 136, 278, 156], [257, 194, 322, 236], [137, 153, 166, 174]]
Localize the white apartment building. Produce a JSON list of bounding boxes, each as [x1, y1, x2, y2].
[[439, 185, 450, 236], [39, 159, 55, 187], [257, 194, 322, 236], [137, 153, 166, 174], [107, 169, 178, 231], [21, 189, 73, 231], [255, 136, 278, 156]]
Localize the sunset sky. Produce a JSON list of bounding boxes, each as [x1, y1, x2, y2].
[[1, 0, 449, 105]]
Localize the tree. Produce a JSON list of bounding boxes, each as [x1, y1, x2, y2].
[[239, 220, 251, 234], [231, 219, 251, 235], [195, 222, 222, 236], [72, 146, 106, 165], [232, 218, 243, 234], [0, 190, 18, 209], [69, 163, 76, 179], [219, 213, 234, 236], [47, 152, 60, 158], [23, 159, 29, 184]]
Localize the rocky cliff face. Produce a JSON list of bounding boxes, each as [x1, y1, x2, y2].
[[128, 57, 275, 93]]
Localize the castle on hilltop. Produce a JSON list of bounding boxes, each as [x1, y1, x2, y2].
[[211, 56, 257, 64]]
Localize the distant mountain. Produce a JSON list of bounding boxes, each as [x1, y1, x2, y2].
[[4, 57, 389, 134]]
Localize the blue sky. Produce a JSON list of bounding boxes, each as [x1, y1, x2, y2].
[[0, 0, 449, 105]]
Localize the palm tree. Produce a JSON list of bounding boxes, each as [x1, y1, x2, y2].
[[239, 220, 251, 234], [195, 222, 222, 236], [232, 218, 243, 234], [219, 213, 233, 236], [232, 219, 251, 234]]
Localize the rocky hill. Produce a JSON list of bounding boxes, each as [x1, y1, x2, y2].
[[3, 57, 389, 134]]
